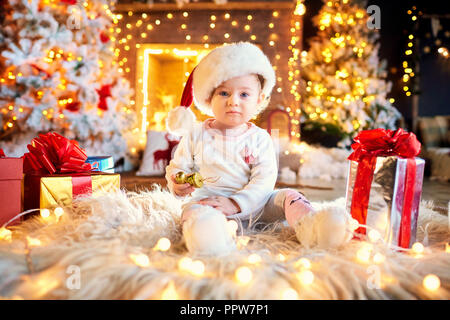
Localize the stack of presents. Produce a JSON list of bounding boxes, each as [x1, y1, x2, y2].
[[0, 132, 119, 227], [1, 129, 425, 249]]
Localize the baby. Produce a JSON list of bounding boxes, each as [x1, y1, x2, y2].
[[165, 42, 354, 255]]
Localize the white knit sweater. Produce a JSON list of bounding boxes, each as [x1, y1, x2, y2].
[[165, 118, 278, 221]]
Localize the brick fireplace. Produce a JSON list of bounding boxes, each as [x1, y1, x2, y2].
[[113, 0, 304, 139]]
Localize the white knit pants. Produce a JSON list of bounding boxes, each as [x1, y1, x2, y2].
[[181, 189, 297, 230]]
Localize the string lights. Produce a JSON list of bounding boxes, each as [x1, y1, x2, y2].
[[129, 253, 151, 267], [403, 7, 449, 98], [113, 2, 304, 139], [234, 266, 253, 285], [161, 281, 179, 300], [286, 0, 306, 139], [281, 287, 299, 299], [423, 274, 441, 292], [0, 204, 448, 299], [402, 6, 419, 97], [153, 237, 171, 251]]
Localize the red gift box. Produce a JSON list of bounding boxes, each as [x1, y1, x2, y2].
[[0, 151, 23, 226], [345, 128, 424, 249], [23, 171, 120, 210], [21, 132, 119, 211]]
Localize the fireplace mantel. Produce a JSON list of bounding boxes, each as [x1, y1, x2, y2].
[[114, 1, 295, 13]]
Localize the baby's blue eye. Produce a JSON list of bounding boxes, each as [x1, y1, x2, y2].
[[218, 91, 229, 97], [240, 92, 249, 98]]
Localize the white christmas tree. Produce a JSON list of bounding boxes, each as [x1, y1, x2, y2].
[[0, 0, 139, 168], [300, 0, 402, 147]]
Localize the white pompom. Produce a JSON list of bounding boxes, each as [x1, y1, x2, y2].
[[182, 205, 236, 256], [294, 206, 354, 249], [166, 106, 196, 136]]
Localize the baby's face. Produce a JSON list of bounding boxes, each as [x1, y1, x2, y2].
[[209, 74, 264, 129]]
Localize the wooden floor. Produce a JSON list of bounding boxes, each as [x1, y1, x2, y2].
[[120, 172, 168, 192], [120, 172, 449, 215], [120, 172, 337, 195]]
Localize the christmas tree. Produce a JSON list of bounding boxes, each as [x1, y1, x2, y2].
[[0, 0, 139, 167], [300, 0, 402, 147]]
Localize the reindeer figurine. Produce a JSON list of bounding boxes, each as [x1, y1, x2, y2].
[[152, 133, 180, 171]]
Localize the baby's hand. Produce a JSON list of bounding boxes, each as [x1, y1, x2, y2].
[[171, 174, 195, 197], [193, 196, 241, 216]]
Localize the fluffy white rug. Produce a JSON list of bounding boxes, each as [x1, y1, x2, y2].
[[0, 185, 448, 300]]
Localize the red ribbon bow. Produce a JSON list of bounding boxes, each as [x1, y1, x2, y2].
[[23, 132, 92, 174], [96, 84, 112, 111], [347, 128, 421, 248], [348, 128, 421, 162]]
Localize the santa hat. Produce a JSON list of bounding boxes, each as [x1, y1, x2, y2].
[[166, 42, 276, 136]]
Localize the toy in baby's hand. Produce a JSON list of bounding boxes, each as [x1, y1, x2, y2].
[[175, 171, 220, 188], [175, 171, 204, 188]]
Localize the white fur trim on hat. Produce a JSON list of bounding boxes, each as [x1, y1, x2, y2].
[[165, 106, 196, 136], [192, 42, 276, 116]]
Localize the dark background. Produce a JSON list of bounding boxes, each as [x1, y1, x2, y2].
[[302, 0, 450, 131]]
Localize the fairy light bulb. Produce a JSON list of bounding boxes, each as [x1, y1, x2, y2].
[[368, 229, 381, 243], [178, 257, 193, 271], [237, 236, 250, 248], [296, 270, 314, 285], [54, 207, 64, 218], [154, 237, 171, 251], [129, 253, 150, 267], [423, 274, 440, 292], [295, 258, 311, 269], [191, 260, 205, 276], [247, 254, 262, 265], [0, 227, 12, 242], [40, 209, 50, 219], [277, 253, 286, 261], [356, 244, 372, 263], [446, 243, 450, 253], [235, 266, 253, 285], [281, 288, 298, 300], [372, 253, 385, 264], [349, 218, 359, 231], [161, 281, 179, 300], [411, 242, 424, 255], [26, 236, 42, 247], [294, 2, 306, 16]]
